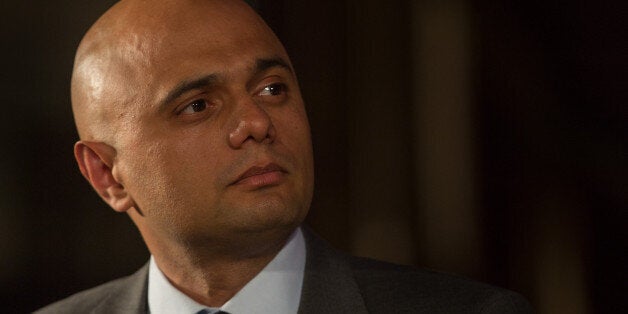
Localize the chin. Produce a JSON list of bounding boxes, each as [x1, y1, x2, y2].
[[236, 203, 304, 234], [216, 207, 303, 257], [227, 189, 306, 225]]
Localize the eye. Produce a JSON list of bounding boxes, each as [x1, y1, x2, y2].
[[181, 99, 207, 114], [259, 83, 286, 96]]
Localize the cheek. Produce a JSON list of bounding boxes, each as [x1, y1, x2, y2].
[[277, 104, 311, 141], [119, 135, 221, 211], [285, 107, 313, 160], [119, 141, 175, 203], [275, 106, 314, 182], [158, 134, 222, 186]]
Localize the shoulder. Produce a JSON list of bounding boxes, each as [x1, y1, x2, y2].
[[302, 227, 532, 313], [348, 256, 533, 313], [35, 277, 130, 314], [34, 265, 148, 314]]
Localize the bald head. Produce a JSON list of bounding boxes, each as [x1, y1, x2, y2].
[[71, 0, 314, 274], [71, 0, 284, 144]]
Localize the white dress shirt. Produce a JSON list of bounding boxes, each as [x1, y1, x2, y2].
[[148, 228, 306, 314]]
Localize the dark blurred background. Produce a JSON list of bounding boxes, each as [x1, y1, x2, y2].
[[1, 0, 626, 313]]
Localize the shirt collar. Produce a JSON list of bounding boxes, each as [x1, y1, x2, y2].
[[148, 228, 306, 314]]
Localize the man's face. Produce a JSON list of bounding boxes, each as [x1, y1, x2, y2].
[[90, 1, 314, 248]]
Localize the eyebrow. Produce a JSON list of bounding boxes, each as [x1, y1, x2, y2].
[[255, 57, 292, 75], [158, 74, 219, 112], [157, 57, 292, 111]]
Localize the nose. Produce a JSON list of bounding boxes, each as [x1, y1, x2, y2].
[[228, 98, 276, 149]]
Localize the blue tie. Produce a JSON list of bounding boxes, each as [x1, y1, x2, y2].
[[195, 310, 229, 314]]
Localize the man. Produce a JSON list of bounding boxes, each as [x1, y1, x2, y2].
[[37, 0, 532, 313]]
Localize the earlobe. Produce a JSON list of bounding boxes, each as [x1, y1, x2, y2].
[[74, 141, 136, 212]]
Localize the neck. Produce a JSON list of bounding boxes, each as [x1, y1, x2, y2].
[[147, 230, 292, 307]]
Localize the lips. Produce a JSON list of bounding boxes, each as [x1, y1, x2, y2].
[[231, 163, 286, 187]]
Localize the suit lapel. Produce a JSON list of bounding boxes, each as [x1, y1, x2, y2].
[[298, 228, 368, 314], [87, 229, 367, 314], [92, 263, 149, 314]]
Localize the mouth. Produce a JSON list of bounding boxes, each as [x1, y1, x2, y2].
[[231, 163, 287, 188]]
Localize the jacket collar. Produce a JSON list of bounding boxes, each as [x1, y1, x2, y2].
[[298, 227, 368, 314], [93, 263, 149, 313], [88, 226, 368, 314]]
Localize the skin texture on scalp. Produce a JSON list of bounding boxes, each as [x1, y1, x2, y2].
[[71, 0, 314, 306]]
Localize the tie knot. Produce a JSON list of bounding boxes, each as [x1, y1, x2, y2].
[[195, 310, 229, 314]]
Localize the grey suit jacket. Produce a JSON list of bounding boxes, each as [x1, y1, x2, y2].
[[35, 229, 533, 313]]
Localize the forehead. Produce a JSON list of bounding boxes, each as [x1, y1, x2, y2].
[[125, 0, 282, 63], [148, 16, 285, 77], [119, 1, 288, 103], [72, 0, 290, 141]]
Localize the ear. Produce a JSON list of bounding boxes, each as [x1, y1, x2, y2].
[[74, 141, 136, 212]]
